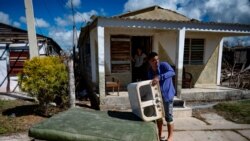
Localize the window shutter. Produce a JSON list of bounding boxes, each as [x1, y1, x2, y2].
[[190, 39, 204, 65], [110, 35, 131, 73], [184, 38, 190, 64], [184, 38, 204, 65]]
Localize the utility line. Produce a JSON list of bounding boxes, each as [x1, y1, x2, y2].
[[34, 18, 45, 36], [70, 0, 78, 48], [57, 0, 70, 14], [42, 0, 56, 24]]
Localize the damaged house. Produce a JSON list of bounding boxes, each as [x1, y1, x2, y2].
[[77, 6, 250, 110]]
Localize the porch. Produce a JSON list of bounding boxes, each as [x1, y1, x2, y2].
[[101, 85, 250, 117]]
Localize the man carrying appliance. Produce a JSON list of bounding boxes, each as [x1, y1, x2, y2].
[[147, 52, 175, 141]]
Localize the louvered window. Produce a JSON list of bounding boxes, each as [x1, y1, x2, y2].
[[184, 38, 204, 65]]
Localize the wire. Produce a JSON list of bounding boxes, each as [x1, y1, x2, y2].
[[42, 0, 56, 24], [34, 18, 45, 36], [57, 0, 69, 14]]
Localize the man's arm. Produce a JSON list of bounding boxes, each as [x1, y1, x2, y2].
[[158, 62, 175, 80]]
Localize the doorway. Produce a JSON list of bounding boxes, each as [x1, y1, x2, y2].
[[131, 36, 152, 82]]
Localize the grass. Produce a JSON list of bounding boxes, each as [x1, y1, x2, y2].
[[0, 99, 68, 135], [0, 100, 45, 135], [214, 99, 250, 124]]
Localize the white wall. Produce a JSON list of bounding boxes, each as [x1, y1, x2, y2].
[[0, 48, 20, 92], [0, 47, 8, 92], [90, 28, 97, 83], [143, 31, 222, 65], [89, 27, 224, 86], [156, 30, 177, 63]]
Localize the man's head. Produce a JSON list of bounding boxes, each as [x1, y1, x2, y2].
[[148, 52, 159, 69], [137, 48, 142, 54]]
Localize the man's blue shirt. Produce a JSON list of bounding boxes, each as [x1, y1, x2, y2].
[[148, 62, 176, 102]]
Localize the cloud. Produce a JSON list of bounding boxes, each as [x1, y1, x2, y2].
[[224, 36, 250, 47], [55, 10, 98, 27], [20, 16, 26, 23], [48, 27, 80, 50], [123, 0, 250, 46], [13, 21, 21, 27], [35, 18, 50, 28], [20, 16, 50, 28], [123, 0, 250, 24], [0, 11, 11, 24], [74, 10, 98, 23], [65, 0, 81, 9], [0, 12, 22, 28], [55, 17, 68, 27], [203, 0, 250, 24]]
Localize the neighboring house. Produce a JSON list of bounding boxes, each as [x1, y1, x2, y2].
[[0, 22, 62, 92], [77, 6, 250, 108]]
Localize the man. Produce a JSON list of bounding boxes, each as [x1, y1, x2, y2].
[[147, 52, 175, 141], [132, 47, 147, 81]]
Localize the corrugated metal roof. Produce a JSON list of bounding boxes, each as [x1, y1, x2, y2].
[[98, 16, 250, 30], [87, 5, 250, 34], [0, 22, 62, 53], [115, 5, 191, 21]]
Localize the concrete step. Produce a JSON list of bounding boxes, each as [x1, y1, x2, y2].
[[101, 93, 192, 118], [173, 107, 192, 118], [173, 97, 185, 107]]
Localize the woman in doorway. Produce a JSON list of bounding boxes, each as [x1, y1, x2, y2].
[[132, 47, 147, 81]]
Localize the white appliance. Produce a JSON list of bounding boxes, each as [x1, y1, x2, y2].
[[127, 80, 164, 121]]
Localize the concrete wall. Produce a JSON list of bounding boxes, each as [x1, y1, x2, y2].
[[184, 32, 223, 86], [195, 39, 220, 86], [89, 27, 224, 89], [149, 31, 223, 86]]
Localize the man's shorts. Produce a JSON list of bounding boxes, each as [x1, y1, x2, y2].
[[162, 100, 173, 124]]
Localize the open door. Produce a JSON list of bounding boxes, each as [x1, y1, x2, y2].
[[131, 36, 152, 82]]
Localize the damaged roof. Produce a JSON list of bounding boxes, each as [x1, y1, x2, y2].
[[115, 5, 191, 21], [0, 22, 62, 53]]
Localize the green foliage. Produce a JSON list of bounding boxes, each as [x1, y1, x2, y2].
[[18, 56, 69, 108]]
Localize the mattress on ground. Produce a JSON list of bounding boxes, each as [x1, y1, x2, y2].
[[29, 107, 158, 141]]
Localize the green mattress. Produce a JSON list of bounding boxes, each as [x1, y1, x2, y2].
[[29, 108, 158, 141]]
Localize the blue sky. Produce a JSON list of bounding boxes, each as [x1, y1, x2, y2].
[[0, 0, 250, 50]]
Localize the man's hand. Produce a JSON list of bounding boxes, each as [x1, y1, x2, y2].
[[152, 76, 159, 86]]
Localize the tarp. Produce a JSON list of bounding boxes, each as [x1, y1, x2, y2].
[[29, 108, 158, 141]]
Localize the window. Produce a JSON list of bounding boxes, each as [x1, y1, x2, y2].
[[184, 38, 204, 65], [110, 35, 131, 73]]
